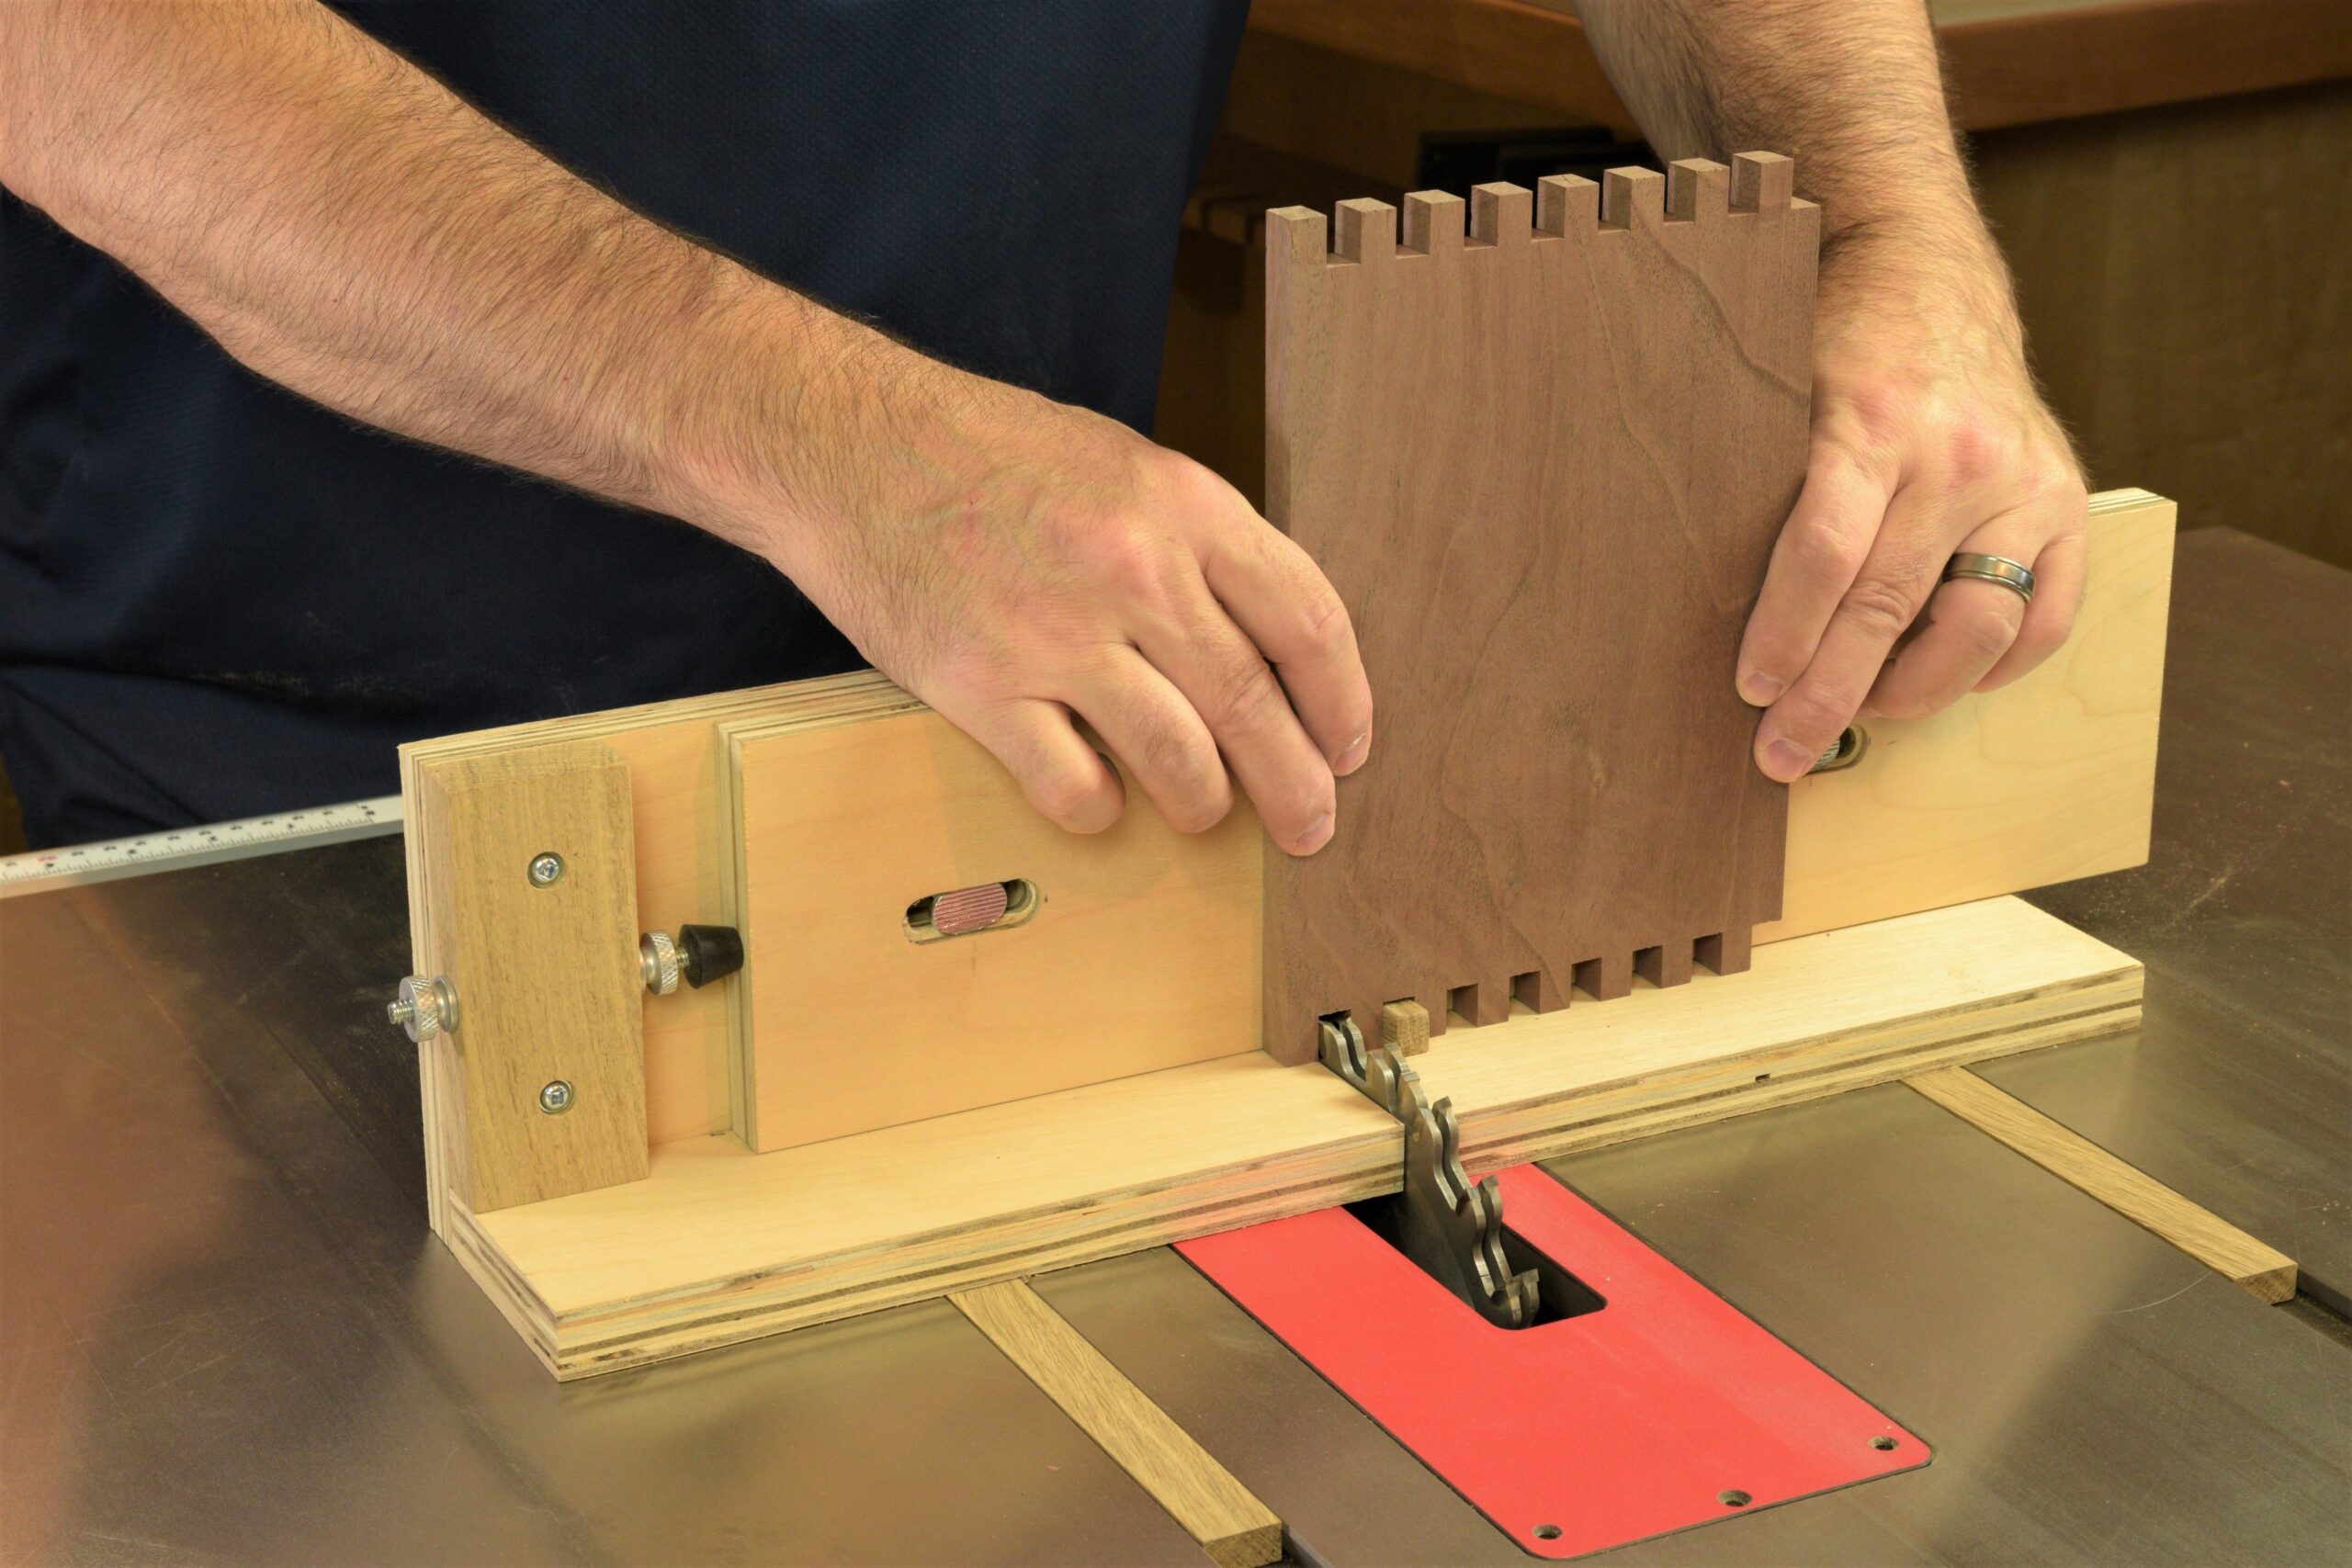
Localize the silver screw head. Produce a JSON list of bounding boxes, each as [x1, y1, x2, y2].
[[527, 852, 565, 887], [388, 975, 457, 1042], [538, 1079, 574, 1115]]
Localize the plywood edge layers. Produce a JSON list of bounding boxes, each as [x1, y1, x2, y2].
[[460, 896, 2139, 1378]]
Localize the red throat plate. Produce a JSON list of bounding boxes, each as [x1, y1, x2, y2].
[[1178, 1165, 1928, 1558]]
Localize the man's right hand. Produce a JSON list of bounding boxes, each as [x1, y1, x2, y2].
[[685, 340, 1374, 855], [4, 0, 1371, 854]]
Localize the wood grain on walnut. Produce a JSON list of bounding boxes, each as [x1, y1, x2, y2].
[[1261, 156, 1819, 1063]]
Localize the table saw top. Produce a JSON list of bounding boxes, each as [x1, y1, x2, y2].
[[4, 528, 2346, 1565]]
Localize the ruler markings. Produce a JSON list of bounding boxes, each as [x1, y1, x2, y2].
[[0, 795, 404, 898]]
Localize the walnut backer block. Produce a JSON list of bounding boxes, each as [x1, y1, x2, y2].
[[1262, 156, 1820, 1061]]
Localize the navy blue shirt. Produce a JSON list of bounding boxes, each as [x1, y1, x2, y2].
[[0, 1, 1244, 847]]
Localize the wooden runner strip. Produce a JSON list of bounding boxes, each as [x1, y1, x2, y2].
[[950, 1280, 1283, 1568], [1905, 1066, 2297, 1303]]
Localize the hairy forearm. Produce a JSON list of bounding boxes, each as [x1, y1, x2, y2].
[[1579, 0, 2086, 779], [0, 0, 1377, 851], [1577, 0, 2011, 332], [0, 0, 873, 540]]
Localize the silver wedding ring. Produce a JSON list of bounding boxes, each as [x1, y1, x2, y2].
[[1942, 551, 2036, 604]]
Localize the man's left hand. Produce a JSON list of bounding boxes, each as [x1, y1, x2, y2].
[[1736, 237, 2090, 784]]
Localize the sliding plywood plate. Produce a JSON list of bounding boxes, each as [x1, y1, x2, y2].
[[1770, 488, 2173, 940], [721, 708, 1261, 1151]]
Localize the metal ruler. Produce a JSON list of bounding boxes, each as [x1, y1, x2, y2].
[[0, 795, 403, 898]]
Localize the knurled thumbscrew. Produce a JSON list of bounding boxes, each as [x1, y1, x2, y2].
[[387, 975, 458, 1042], [639, 925, 745, 995]]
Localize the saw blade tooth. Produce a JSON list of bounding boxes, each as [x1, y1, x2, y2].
[[1466, 1173, 1542, 1330], [1388, 1054, 1426, 1122], [1430, 1098, 1474, 1208], [1468, 1175, 1511, 1282], [1504, 1269, 1541, 1328], [1318, 1015, 1371, 1098]]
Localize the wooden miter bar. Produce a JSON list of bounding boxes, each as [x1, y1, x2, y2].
[[392, 155, 2173, 1382]]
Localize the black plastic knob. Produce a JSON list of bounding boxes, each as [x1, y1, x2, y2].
[[676, 924, 745, 988]]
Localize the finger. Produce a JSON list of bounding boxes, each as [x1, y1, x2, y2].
[[1131, 589, 1337, 855], [1752, 482, 1955, 782], [1197, 516, 1374, 776], [1862, 517, 2041, 720], [1978, 525, 2086, 692], [946, 696, 1125, 835], [1736, 450, 1894, 708], [1058, 649, 1238, 838]]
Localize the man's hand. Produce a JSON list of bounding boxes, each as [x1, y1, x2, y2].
[[1737, 246, 2088, 781], [1577, 0, 2090, 781], [691, 348, 1371, 852], [0, 0, 1369, 852]]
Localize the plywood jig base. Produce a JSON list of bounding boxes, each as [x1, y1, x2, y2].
[[441, 896, 2141, 1379]]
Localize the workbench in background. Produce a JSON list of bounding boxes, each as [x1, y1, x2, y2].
[[1162, 0, 2352, 568]]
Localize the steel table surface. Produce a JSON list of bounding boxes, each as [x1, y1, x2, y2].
[[4, 527, 2346, 1566]]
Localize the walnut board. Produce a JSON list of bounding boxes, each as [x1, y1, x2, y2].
[[442, 896, 2140, 1379], [1260, 158, 1818, 1063]]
